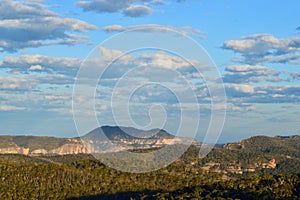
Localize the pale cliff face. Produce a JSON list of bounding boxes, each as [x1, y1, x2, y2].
[[0, 127, 200, 155], [0, 143, 90, 156], [49, 143, 88, 155], [0, 137, 188, 155], [0, 147, 20, 154], [0, 143, 30, 155], [31, 149, 48, 155], [0, 138, 192, 155], [0, 137, 88, 155]]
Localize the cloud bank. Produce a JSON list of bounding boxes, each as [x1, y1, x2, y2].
[[0, 0, 97, 52], [223, 34, 300, 64], [76, 0, 163, 17], [102, 24, 205, 38]]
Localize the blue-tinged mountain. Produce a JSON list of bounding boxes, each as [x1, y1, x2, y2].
[[83, 126, 174, 141], [1, 129, 300, 175], [81, 126, 197, 153], [0, 126, 196, 155]]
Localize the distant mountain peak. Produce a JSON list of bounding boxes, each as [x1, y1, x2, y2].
[[83, 126, 174, 141]]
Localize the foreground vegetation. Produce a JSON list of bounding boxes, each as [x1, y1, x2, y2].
[[0, 145, 300, 200]]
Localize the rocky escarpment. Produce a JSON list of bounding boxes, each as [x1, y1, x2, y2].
[[0, 138, 87, 155], [82, 126, 198, 153], [207, 135, 300, 175], [200, 159, 277, 175], [0, 143, 30, 155], [0, 126, 197, 155]]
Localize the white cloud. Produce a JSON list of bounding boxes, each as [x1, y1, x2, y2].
[[102, 24, 205, 38], [0, 76, 39, 91], [99, 46, 124, 60], [0, 0, 98, 52], [139, 51, 204, 70], [29, 65, 43, 71], [1, 47, 299, 118], [38, 74, 74, 85], [0, 54, 80, 75], [223, 65, 284, 83], [0, 105, 28, 111], [123, 5, 153, 17], [79, 47, 208, 81], [225, 83, 300, 104], [226, 65, 270, 72], [226, 84, 255, 94], [76, 0, 166, 17], [0, 0, 57, 19], [76, 0, 134, 13], [44, 94, 70, 101], [223, 34, 300, 64], [200, 103, 255, 112]]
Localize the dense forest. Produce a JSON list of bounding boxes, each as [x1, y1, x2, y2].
[[0, 144, 300, 200]]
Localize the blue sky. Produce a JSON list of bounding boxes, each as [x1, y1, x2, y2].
[[0, 0, 299, 143]]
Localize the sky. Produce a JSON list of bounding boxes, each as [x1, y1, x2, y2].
[[0, 0, 300, 143]]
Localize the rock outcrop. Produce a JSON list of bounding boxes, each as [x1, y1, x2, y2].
[[49, 143, 88, 155], [0, 126, 198, 155], [0, 143, 30, 155], [200, 159, 277, 175]]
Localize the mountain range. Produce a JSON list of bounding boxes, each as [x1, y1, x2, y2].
[[0, 126, 197, 155], [0, 127, 299, 175]]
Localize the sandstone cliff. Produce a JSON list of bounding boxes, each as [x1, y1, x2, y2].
[[0, 126, 197, 155]]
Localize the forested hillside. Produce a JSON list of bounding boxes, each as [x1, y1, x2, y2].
[[0, 140, 300, 199]]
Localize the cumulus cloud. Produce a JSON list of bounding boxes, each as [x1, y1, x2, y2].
[[0, 48, 206, 90], [148, 0, 167, 5], [256, 54, 300, 64], [253, 85, 300, 104], [139, 50, 205, 70], [76, 0, 163, 17], [71, 51, 206, 96], [0, 90, 74, 114], [94, 47, 209, 81], [29, 65, 43, 71], [0, 76, 39, 91], [102, 24, 205, 38], [44, 94, 70, 101], [226, 84, 255, 96], [223, 34, 300, 64], [0, 0, 57, 19], [207, 82, 300, 116], [227, 103, 256, 112], [0, 105, 28, 111], [38, 74, 75, 85], [0, 0, 97, 52], [76, 0, 133, 13], [123, 5, 153, 17], [0, 54, 80, 75], [75, 47, 219, 121], [98, 46, 124, 60], [0, 48, 207, 94], [225, 83, 300, 104], [223, 65, 284, 83], [2, 47, 299, 117], [0, 54, 81, 102]]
